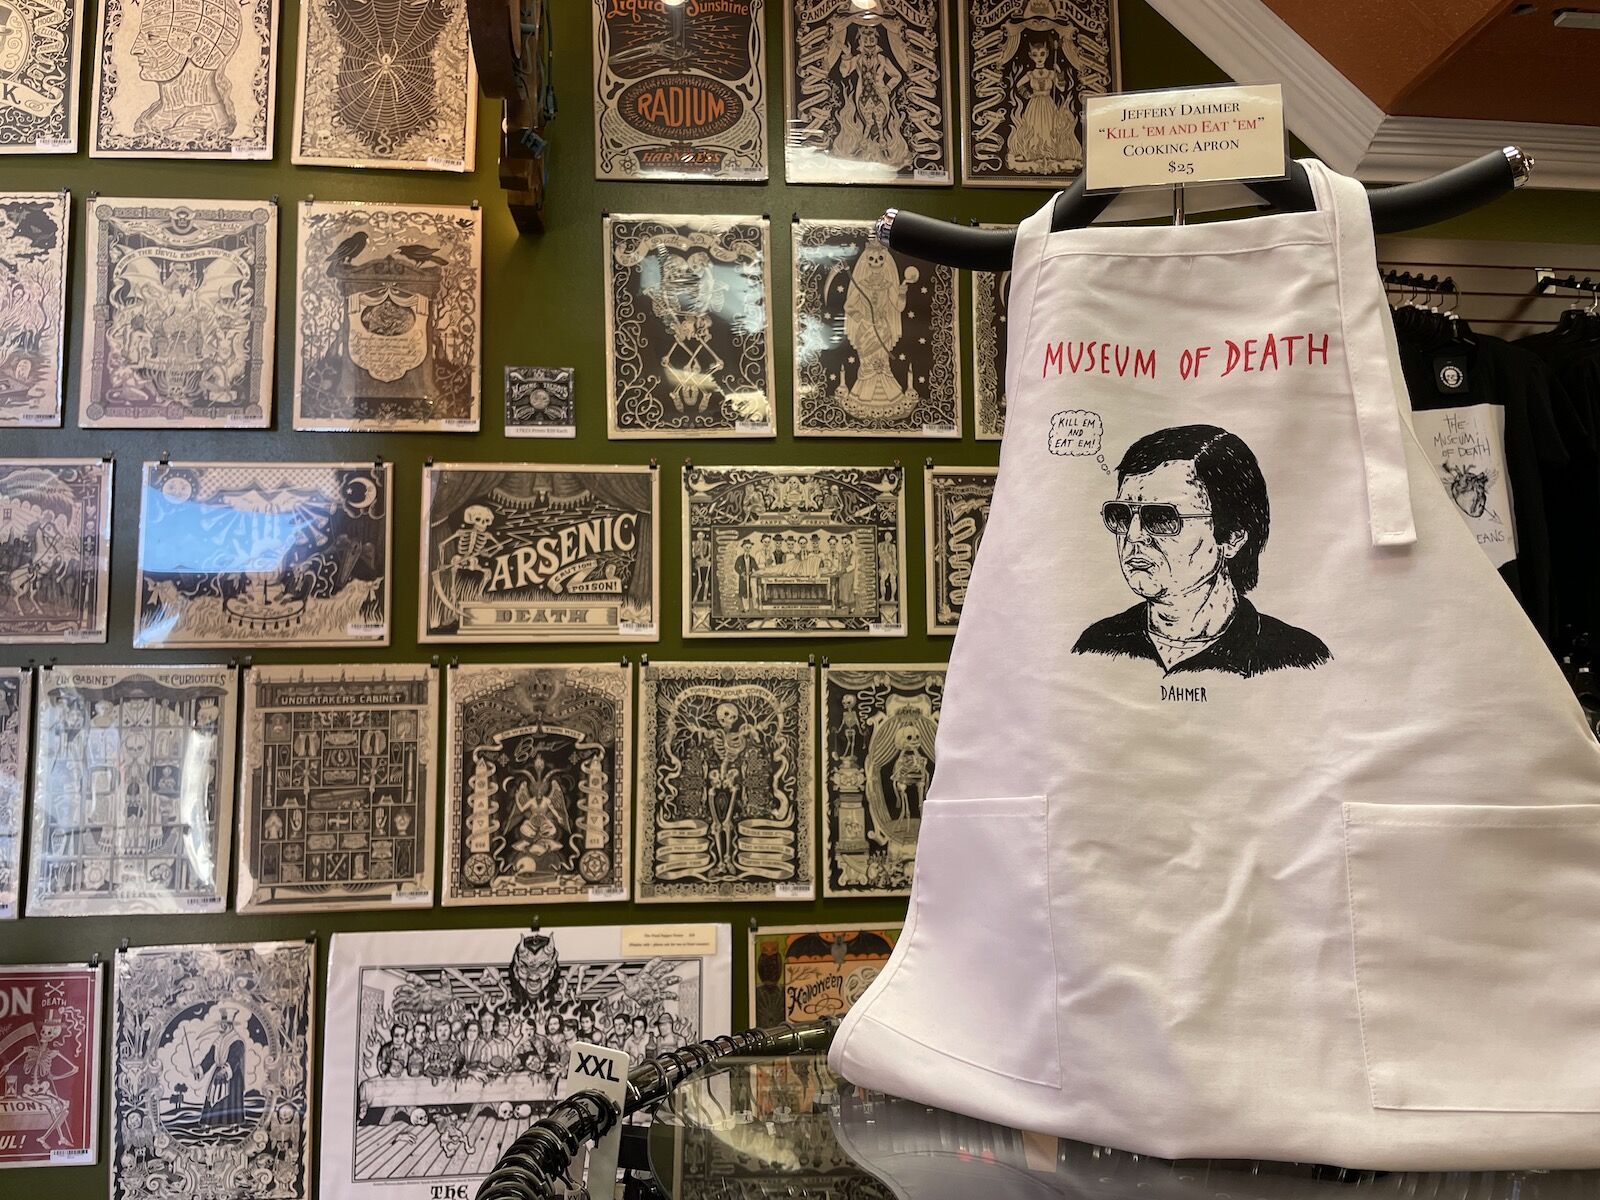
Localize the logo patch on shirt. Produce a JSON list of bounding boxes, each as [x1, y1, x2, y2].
[[1435, 356, 1469, 394]]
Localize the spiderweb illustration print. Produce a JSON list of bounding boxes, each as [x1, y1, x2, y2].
[[329, 0, 450, 155]]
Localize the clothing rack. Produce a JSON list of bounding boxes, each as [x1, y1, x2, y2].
[[1535, 270, 1600, 298], [1373, 238, 1600, 340], [1383, 270, 1458, 301]]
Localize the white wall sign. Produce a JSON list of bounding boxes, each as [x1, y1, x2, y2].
[[1084, 83, 1286, 191]]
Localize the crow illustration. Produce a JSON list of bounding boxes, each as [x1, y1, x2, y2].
[[396, 244, 449, 267], [327, 231, 368, 273]]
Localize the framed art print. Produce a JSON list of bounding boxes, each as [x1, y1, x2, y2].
[[420, 463, 659, 643], [0, 192, 70, 426], [0, 458, 113, 644], [591, 0, 767, 181], [292, 0, 477, 170], [80, 197, 277, 428], [111, 941, 314, 1200], [27, 664, 238, 917], [443, 662, 632, 906], [0, 0, 83, 153], [237, 663, 438, 913], [683, 464, 907, 637], [971, 225, 1014, 438], [0, 667, 30, 919], [505, 366, 575, 438], [319, 925, 730, 1200], [783, 0, 952, 186], [604, 213, 775, 438], [924, 465, 997, 633], [90, 0, 278, 158], [792, 218, 959, 438], [637, 660, 815, 903], [959, 0, 1119, 187], [820, 663, 943, 896], [749, 923, 901, 1025], [134, 460, 392, 648], [295, 201, 482, 432], [0, 962, 102, 1167]]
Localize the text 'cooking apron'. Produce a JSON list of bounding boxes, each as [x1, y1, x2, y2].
[[830, 161, 1600, 1171]]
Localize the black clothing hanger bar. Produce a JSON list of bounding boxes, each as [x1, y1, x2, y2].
[[873, 146, 1534, 273], [1535, 270, 1600, 295]]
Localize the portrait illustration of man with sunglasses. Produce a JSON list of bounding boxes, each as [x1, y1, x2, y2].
[[1072, 424, 1330, 677]]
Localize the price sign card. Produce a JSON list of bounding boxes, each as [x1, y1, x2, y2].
[[1084, 83, 1286, 192]]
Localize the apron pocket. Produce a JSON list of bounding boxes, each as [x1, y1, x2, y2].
[[862, 793, 1061, 1086], [1342, 801, 1600, 1111]]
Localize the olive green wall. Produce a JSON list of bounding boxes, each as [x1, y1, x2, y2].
[[3, 0, 1598, 1193]]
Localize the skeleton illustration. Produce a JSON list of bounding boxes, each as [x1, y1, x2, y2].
[[432, 504, 502, 617], [831, 243, 918, 419], [648, 249, 727, 416]]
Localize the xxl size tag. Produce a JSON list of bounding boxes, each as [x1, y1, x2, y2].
[[1084, 83, 1286, 192], [563, 1041, 630, 1195]]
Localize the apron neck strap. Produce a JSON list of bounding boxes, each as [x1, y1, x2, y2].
[[1299, 158, 1419, 548], [1005, 193, 1062, 404]]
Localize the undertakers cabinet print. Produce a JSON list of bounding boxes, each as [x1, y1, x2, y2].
[[0, 192, 70, 426], [784, 0, 952, 185], [605, 213, 775, 438], [295, 202, 483, 432], [0, 962, 102, 1167], [444, 663, 632, 905], [27, 665, 238, 917], [0, 458, 113, 645], [0, 0, 83, 153], [924, 466, 997, 634], [133, 461, 392, 649], [792, 218, 960, 437], [421, 463, 659, 643], [90, 0, 278, 158], [237, 664, 438, 912], [960, 0, 1118, 186], [80, 197, 277, 428], [591, 0, 767, 181], [638, 660, 816, 903], [683, 465, 907, 637], [0, 667, 31, 919], [292, 0, 477, 170], [821, 664, 943, 897], [112, 941, 315, 1200], [319, 925, 731, 1200], [971, 229, 1013, 438]]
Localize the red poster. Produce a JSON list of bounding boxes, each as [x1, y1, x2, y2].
[[0, 963, 102, 1168]]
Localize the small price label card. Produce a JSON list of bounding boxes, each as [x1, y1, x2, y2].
[[1083, 83, 1286, 192]]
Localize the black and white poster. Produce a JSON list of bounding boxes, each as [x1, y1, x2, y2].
[[320, 924, 731, 1200], [421, 463, 658, 643], [925, 465, 996, 634], [591, 0, 767, 181], [292, 0, 476, 170], [0, 667, 30, 920], [960, 0, 1119, 186], [80, 198, 277, 428], [0, 0, 82, 153], [792, 218, 959, 437], [237, 664, 438, 913], [0, 458, 113, 644], [821, 664, 943, 897], [134, 461, 392, 648], [28, 665, 238, 917], [784, 0, 952, 185], [295, 201, 483, 432], [683, 464, 907, 637], [112, 941, 314, 1200], [972, 226, 1012, 438], [638, 660, 815, 903], [0, 192, 69, 426], [604, 213, 775, 438], [90, 0, 278, 158], [444, 663, 632, 906], [504, 366, 575, 439]]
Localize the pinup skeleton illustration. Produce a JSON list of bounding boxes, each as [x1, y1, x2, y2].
[[0, 963, 101, 1166], [1072, 424, 1330, 677]]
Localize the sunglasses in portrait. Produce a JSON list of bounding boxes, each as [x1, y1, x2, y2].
[[1101, 501, 1213, 538]]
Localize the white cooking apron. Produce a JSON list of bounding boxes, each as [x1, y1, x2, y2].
[[831, 160, 1600, 1171]]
